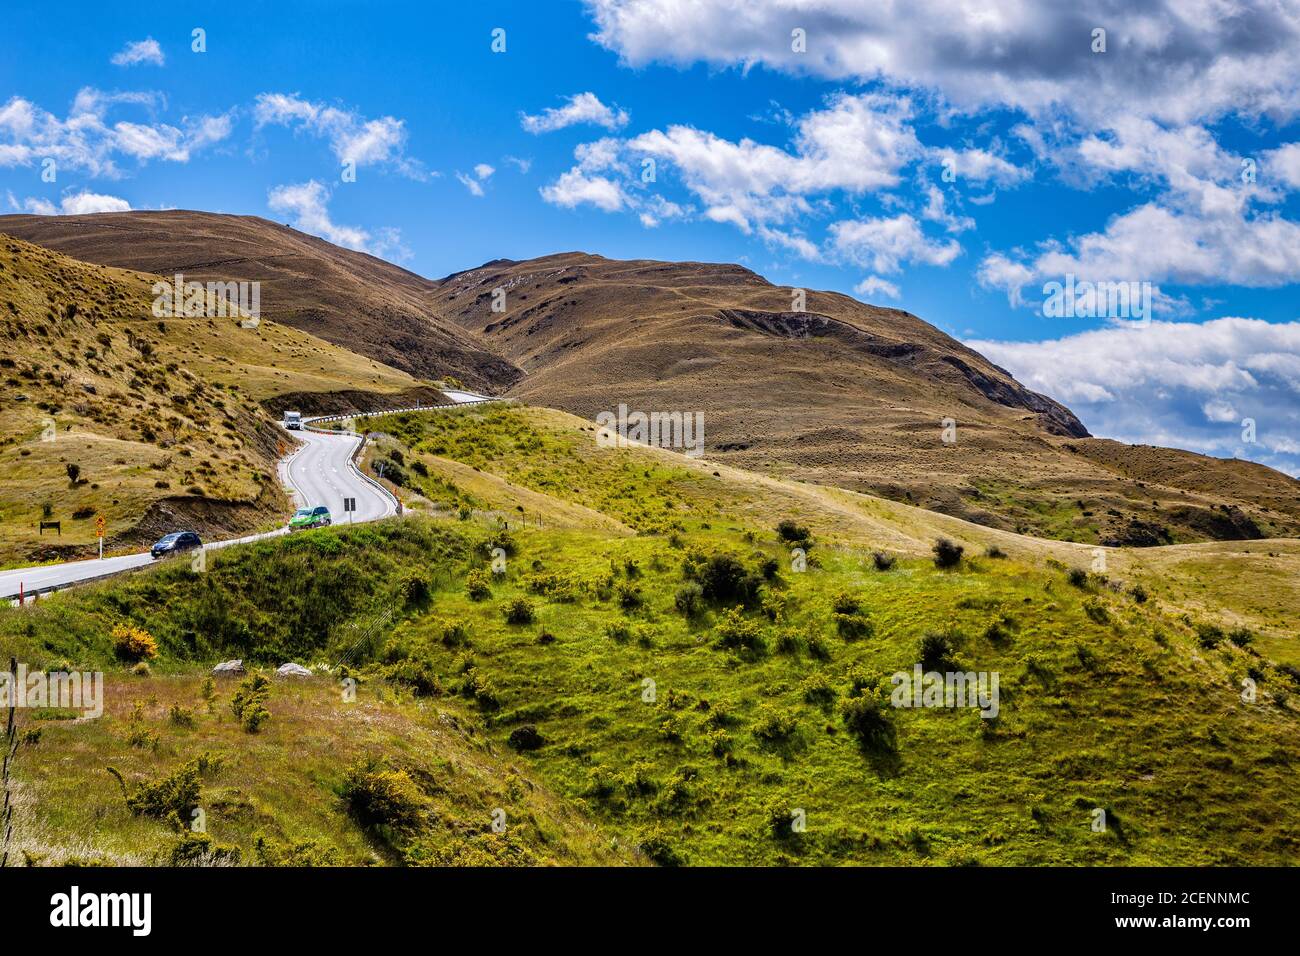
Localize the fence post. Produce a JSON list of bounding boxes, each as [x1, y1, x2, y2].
[[1, 655, 17, 867]]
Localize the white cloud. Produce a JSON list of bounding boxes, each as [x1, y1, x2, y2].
[[455, 163, 495, 197], [13, 191, 132, 215], [267, 180, 404, 258], [586, 0, 1300, 127], [111, 38, 165, 68], [626, 93, 920, 233], [58, 191, 132, 214], [521, 92, 629, 133], [967, 317, 1300, 474], [540, 168, 628, 212], [0, 90, 230, 176], [854, 275, 901, 300], [254, 92, 426, 178], [829, 214, 961, 273], [539, 136, 633, 213]]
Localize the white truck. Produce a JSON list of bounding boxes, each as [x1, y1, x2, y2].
[[284, 410, 302, 430]]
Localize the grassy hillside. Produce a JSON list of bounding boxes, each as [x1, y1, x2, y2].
[[0, 211, 522, 390], [1, 520, 635, 866], [0, 234, 433, 566], [8, 404, 1293, 866]]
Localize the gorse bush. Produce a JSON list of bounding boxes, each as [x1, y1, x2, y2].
[[840, 694, 896, 753], [503, 597, 536, 625], [107, 757, 206, 825], [919, 631, 960, 671], [673, 582, 703, 618], [775, 519, 812, 547], [683, 549, 763, 608], [872, 551, 896, 571], [112, 623, 158, 662], [713, 606, 767, 657], [466, 569, 493, 601], [230, 673, 271, 733], [932, 538, 964, 569], [340, 757, 429, 834]]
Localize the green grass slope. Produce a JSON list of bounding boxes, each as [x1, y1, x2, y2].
[[3, 404, 1295, 866]]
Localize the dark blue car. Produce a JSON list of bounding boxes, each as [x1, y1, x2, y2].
[[151, 531, 202, 559]]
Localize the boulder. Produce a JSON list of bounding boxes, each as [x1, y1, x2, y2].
[[212, 659, 245, 677], [276, 662, 313, 678]]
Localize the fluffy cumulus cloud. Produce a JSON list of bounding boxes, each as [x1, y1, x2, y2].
[[830, 214, 961, 273], [111, 38, 165, 67], [854, 275, 901, 300], [541, 92, 961, 260], [6, 189, 132, 215], [521, 92, 629, 133], [0, 89, 232, 177], [540, 137, 634, 212], [267, 180, 407, 259], [628, 93, 921, 232], [254, 93, 427, 179], [967, 317, 1300, 474]]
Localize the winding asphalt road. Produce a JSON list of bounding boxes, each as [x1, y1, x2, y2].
[[0, 390, 493, 601]]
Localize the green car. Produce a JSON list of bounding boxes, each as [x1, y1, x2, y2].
[[289, 505, 331, 531]]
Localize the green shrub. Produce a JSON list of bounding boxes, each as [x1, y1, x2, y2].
[[503, 597, 536, 625], [340, 758, 430, 833], [776, 519, 812, 547], [108, 759, 202, 824], [685, 550, 762, 607], [674, 582, 703, 618], [1196, 622, 1225, 649], [752, 705, 800, 746], [1228, 626, 1255, 647], [919, 631, 960, 671], [466, 569, 493, 601], [230, 673, 271, 733], [932, 538, 964, 569], [801, 673, 837, 709], [166, 831, 241, 866], [254, 835, 343, 867], [840, 694, 896, 753], [713, 607, 767, 657], [169, 704, 197, 728], [872, 551, 896, 571]]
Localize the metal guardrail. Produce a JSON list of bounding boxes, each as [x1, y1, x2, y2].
[[302, 397, 498, 426]]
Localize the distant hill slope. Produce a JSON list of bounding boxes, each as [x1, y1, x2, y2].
[[0, 233, 442, 565], [0, 211, 522, 392], [432, 252, 1300, 544]]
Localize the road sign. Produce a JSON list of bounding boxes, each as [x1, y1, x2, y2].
[[343, 498, 356, 513], [95, 515, 105, 538]]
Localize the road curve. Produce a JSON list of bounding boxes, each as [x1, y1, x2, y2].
[[0, 389, 495, 601]]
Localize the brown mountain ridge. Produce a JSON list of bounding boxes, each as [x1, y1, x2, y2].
[[432, 252, 1300, 545], [4, 211, 1297, 545]]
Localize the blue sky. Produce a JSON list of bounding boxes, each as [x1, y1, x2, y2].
[[2, 0, 1299, 473]]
